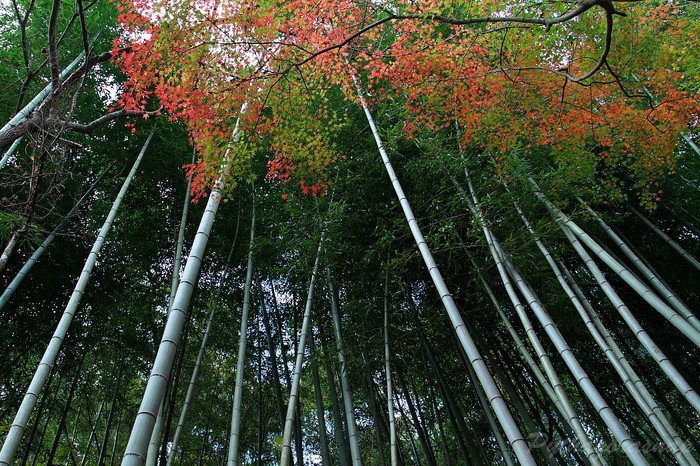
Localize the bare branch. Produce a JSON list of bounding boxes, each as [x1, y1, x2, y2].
[[390, 0, 607, 31], [48, 0, 62, 90], [75, 0, 91, 58], [44, 108, 162, 134]]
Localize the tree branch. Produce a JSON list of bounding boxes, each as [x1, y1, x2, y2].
[[76, 0, 91, 58], [48, 0, 62, 90], [390, 0, 610, 31], [44, 108, 162, 134]]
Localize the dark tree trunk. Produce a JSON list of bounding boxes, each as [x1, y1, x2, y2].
[[98, 368, 123, 466]]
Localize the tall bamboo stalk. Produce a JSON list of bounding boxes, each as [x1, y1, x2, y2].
[[0, 130, 154, 465], [0, 137, 23, 170], [227, 194, 256, 466], [122, 109, 246, 465], [123, 190, 220, 464], [310, 332, 331, 465], [146, 148, 196, 466], [327, 268, 363, 466], [351, 75, 536, 466], [383, 268, 399, 466], [166, 231, 240, 465]]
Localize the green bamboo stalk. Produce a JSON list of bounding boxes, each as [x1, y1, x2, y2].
[[226, 192, 256, 466], [384, 267, 399, 466], [280, 236, 324, 466], [0, 163, 113, 311], [327, 268, 363, 466], [0, 130, 154, 465], [351, 76, 535, 466]]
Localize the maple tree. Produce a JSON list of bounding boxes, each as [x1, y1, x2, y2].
[[111, 0, 698, 206], [1, 0, 699, 465]]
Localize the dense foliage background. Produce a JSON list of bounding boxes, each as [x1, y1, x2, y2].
[[0, 0, 698, 464]]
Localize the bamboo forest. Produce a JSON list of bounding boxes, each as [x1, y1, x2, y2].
[[0, 0, 699, 464]]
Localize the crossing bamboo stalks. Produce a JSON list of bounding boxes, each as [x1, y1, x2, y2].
[[532, 187, 700, 347], [352, 76, 536, 465], [446, 168, 603, 463], [629, 205, 700, 272], [467, 167, 665, 463], [512, 200, 696, 465], [578, 199, 699, 331], [556, 220, 700, 415], [555, 256, 698, 465]]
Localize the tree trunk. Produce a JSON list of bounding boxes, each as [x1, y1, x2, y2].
[[0, 53, 85, 142]]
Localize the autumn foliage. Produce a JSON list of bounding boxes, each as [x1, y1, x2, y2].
[[111, 0, 699, 205]]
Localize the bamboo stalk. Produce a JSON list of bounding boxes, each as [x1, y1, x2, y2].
[[0, 130, 154, 466]]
